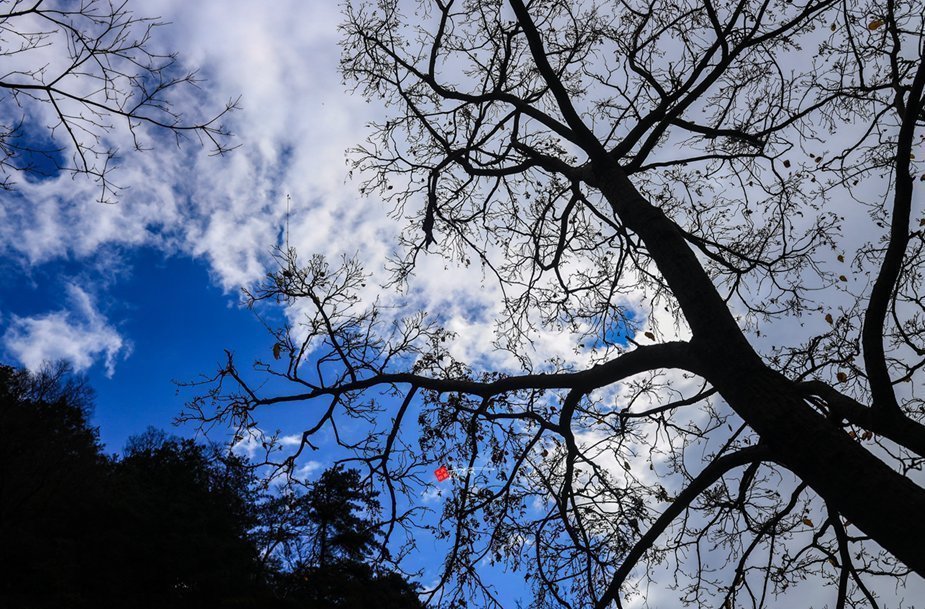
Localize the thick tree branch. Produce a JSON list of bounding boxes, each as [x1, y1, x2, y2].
[[801, 379, 925, 458], [507, 0, 607, 156], [247, 341, 696, 407], [861, 57, 925, 416], [594, 445, 773, 609]]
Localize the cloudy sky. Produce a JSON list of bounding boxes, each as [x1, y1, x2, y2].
[[1, 0, 610, 450], [1, 0, 392, 446]]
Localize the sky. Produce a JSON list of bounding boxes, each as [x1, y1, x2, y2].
[[1, 1, 924, 607], [0, 0, 363, 450]]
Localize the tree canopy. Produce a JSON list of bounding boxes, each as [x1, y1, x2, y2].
[[259, 466, 426, 609], [0, 365, 268, 607], [0, 363, 424, 608], [195, 0, 925, 607]]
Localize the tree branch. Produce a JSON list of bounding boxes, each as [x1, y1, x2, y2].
[[861, 56, 925, 415], [594, 445, 773, 609]]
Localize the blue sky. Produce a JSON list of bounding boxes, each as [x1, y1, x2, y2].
[[0, 1, 373, 449], [0, 245, 275, 451]]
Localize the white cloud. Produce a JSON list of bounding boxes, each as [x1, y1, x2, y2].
[[421, 485, 446, 504], [0, 0, 613, 380], [0, 0, 396, 375], [2, 284, 129, 377], [231, 428, 311, 458], [0, 0, 384, 277], [293, 460, 323, 480]]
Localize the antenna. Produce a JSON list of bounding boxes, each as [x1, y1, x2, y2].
[[285, 193, 291, 251]]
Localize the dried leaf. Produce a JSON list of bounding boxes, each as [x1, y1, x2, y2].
[[802, 517, 814, 527], [868, 19, 883, 30], [272, 342, 282, 360], [839, 275, 848, 282], [837, 254, 844, 262], [848, 430, 858, 439], [830, 23, 836, 31], [644, 331, 655, 340], [825, 313, 834, 325], [861, 430, 873, 441], [836, 371, 848, 382], [783, 159, 791, 168]]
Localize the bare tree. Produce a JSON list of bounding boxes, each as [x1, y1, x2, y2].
[[188, 0, 925, 607], [0, 0, 237, 201]]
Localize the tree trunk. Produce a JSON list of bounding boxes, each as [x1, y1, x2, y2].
[[594, 160, 925, 577], [710, 361, 925, 576]]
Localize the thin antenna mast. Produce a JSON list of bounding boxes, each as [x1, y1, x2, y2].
[[285, 194, 291, 251]]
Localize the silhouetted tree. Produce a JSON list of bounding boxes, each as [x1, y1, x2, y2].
[[1, 364, 424, 608], [196, 0, 925, 607], [303, 465, 380, 569], [107, 428, 265, 607], [0, 363, 117, 607], [258, 466, 424, 609]]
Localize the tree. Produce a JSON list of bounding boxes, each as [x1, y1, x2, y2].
[[258, 466, 426, 609], [0, 369, 271, 608], [0, 0, 236, 201], [110, 428, 266, 606], [0, 363, 110, 607], [1, 363, 426, 608], [300, 465, 381, 569], [192, 1, 925, 607]]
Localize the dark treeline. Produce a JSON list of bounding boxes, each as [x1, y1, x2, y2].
[[0, 364, 424, 608]]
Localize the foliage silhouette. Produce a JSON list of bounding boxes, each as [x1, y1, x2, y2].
[[265, 466, 425, 609], [0, 364, 424, 608], [0, 363, 111, 607]]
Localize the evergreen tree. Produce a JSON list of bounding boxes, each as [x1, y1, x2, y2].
[[272, 466, 425, 609], [109, 428, 267, 606]]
